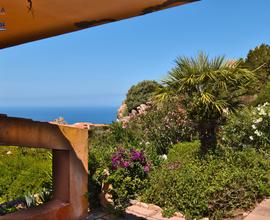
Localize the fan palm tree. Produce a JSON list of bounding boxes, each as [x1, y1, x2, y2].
[[156, 52, 255, 154]]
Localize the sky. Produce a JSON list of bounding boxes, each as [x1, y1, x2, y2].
[[1, 0, 270, 108]]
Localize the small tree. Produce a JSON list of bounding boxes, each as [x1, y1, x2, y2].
[[156, 53, 255, 154], [243, 44, 270, 93], [125, 80, 161, 112]]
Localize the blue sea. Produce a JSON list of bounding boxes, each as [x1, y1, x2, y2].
[[0, 106, 118, 124]]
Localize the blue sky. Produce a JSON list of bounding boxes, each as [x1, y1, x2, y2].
[[1, 0, 270, 107]]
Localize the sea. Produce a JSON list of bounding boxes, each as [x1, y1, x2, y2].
[[0, 106, 118, 124]]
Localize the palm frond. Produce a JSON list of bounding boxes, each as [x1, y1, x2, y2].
[[154, 52, 256, 119]]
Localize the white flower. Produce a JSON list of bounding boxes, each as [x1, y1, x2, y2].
[[252, 124, 257, 129], [6, 151, 12, 155], [249, 136, 254, 140], [103, 169, 110, 177], [254, 117, 263, 124], [160, 154, 168, 160], [223, 108, 229, 115], [258, 109, 267, 116], [256, 106, 262, 111], [254, 130, 262, 137]]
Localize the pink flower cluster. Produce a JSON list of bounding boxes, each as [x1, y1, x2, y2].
[[111, 147, 150, 173]]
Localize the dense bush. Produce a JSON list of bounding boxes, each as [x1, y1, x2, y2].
[[243, 44, 270, 93], [90, 123, 140, 150], [0, 146, 52, 209], [220, 103, 270, 150], [142, 142, 270, 219], [88, 104, 196, 209], [127, 99, 196, 155], [125, 80, 161, 112], [253, 79, 270, 105], [88, 123, 143, 208], [101, 147, 150, 211], [88, 123, 140, 174]]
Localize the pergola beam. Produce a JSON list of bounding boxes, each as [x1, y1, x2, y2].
[[0, 0, 198, 49]]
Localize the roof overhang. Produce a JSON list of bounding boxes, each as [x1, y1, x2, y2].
[[0, 0, 198, 49]]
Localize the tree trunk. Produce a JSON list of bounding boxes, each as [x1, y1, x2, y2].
[[198, 121, 218, 155]]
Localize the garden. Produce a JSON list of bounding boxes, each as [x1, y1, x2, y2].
[[0, 146, 52, 215], [1, 44, 270, 219], [88, 44, 270, 219]]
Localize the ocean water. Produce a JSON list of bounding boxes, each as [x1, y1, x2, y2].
[[0, 106, 118, 124]]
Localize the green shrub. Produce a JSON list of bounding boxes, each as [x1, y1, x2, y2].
[[90, 123, 140, 150], [102, 148, 150, 212], [142, 142, 270, 219], [253, 79, 270, 105], [88, 122, 140, 173], [88, 123, 142, 208], [127, 100, 196, 155], [24, 187, 52, 208], [243, 43, 270, 93], [220, 103, 270, 150], [125, 80, 161, 112], [0, 146, 52, 204]]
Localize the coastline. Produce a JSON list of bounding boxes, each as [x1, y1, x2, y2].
[[0, 106, 118, 124]]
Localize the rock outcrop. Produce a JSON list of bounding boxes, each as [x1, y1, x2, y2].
[[117, 102, 152, 125]]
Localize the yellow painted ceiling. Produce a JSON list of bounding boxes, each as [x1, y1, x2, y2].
[[0, 0, 197, 49]]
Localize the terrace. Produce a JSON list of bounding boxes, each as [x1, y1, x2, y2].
[[0, 1, 197, 219]]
